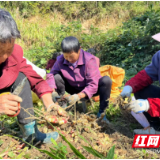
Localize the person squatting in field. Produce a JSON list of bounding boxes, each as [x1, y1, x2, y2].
[[46, 36, 112, 123], [46, 52, 62, 71], [0, 8, 64, 143], [45, 49, 100, 71], [121, 33, 160, 134]]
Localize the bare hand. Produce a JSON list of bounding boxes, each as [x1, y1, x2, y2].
[[0, 94, 22, 115]]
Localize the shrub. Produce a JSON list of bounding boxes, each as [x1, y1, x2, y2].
[[100, 10, 160, 79]]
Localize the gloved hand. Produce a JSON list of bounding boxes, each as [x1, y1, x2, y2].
[[52, 92, 61, 102], [66, 94, 80, 105], [120, 85, 133, 98], [128, 99, 150, 113]]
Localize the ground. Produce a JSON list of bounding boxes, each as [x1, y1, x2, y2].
[[0, 101, 160, 159]]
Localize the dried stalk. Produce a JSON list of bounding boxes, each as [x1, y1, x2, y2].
[[89, 99, 95, 109], [24, 117, 42, 121], [74, 103, 76, 121], [33, 107, 46, 117], [64, 101, 77, 110]]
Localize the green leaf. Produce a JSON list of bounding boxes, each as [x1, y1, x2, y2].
[[82, 146, 105, 158], [15, 147, 28, 159], [77, 132, 89, 144], [49, 147, 66, 159], [51, 138, 58, 146], [8, 152, 15, 158], [40, 150, 60, 159], [61, 134, 86, 159], [23, 153, 31, 159], [15, 151, 24, 159], [106, 145, 115, 159], [0, 140, 3, 146], [49, 148, 57, 154]]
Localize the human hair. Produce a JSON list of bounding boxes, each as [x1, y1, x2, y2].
[[61, 36, 80, 53], [0, 8, 21, 42], [87, 48, 96, 56], [52, 52, 62, 59]]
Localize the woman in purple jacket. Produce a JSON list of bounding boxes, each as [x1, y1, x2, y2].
[[47, 36, 112, 123]]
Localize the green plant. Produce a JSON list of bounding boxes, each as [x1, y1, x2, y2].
[[100, 10, 160, 76], [40, 133, 112, 159], [106, 103, 121, 120], [1, 1, 160, 20]]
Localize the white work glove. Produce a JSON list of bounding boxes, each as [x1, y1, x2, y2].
[[66, 94, 80, 105], [52, 92, 60, 102], [129, 99, 150, 113], [120, 85, 133, 98]]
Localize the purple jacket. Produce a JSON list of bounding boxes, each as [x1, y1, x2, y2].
[[47, 49, 102, 99], [145, 50, 160, 83]]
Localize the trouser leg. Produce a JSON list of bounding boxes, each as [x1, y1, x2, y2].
[[96, 76, 112, 113], [54, 74, 81, 96], [54, 74, 112, 113], [10, 72, 34, 124], [54, 74, 66, 96], [134, 85, 160, 128]]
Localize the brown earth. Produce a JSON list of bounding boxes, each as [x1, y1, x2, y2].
[[0, 103, 160, 159]]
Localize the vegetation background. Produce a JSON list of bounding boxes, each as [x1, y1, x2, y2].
[[1, 1, 160, 81], [1, 2, 160, 159]]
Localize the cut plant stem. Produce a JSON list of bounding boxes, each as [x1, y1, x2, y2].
[[74, 103, 77, 122]]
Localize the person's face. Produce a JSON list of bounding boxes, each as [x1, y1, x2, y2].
[[63, 49, 80, 63], [0, 39, 15, 64]]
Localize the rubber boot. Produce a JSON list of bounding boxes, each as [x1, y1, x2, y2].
[[97, 110, 110, 124], [18, 121, 59, 144]]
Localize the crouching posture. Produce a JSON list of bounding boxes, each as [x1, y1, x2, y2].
[[0, 9, 61, 143], [47, 36, 112, 123], [121, 33, 160, 134]]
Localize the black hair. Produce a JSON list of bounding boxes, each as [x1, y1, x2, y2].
[[52, 52, 62, 59], [87, 48, 96, 56], [61, 36, 80, 53]]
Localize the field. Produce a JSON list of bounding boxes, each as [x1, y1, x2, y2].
[[1, 1, 160, 159], [0, 99, 159, 159]]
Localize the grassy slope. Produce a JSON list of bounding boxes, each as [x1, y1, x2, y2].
[[4, 1, 159, 64]]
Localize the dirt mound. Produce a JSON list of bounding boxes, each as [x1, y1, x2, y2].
[[0, 101, 159, 159]]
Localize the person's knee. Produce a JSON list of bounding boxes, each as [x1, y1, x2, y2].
[[100, 76, 112, 87], [19, 72, 26, 79], [54, 74, 63, 82], [54, 74, 65, 88], [13, 72, 29, 89]]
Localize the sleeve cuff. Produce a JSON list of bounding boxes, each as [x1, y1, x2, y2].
[[81, 90, 92, 99], [147, 98, 160, 117]]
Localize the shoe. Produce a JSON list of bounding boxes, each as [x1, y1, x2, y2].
[[150, 122, 160, 131], [97, 111, 110, 124], [18, 121, 59, 144], [134, 127, 160, 134]]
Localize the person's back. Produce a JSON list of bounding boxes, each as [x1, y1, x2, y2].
[[87, 48, 100, 67], [46, 52, 62, 70]]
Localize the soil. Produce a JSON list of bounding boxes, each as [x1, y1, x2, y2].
[[0, 102, 159, 159]]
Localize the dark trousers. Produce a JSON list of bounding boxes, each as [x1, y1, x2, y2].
[[0, 72, 34, 124], [54, 74, 112, 112], [134, 85, 160, 129]]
